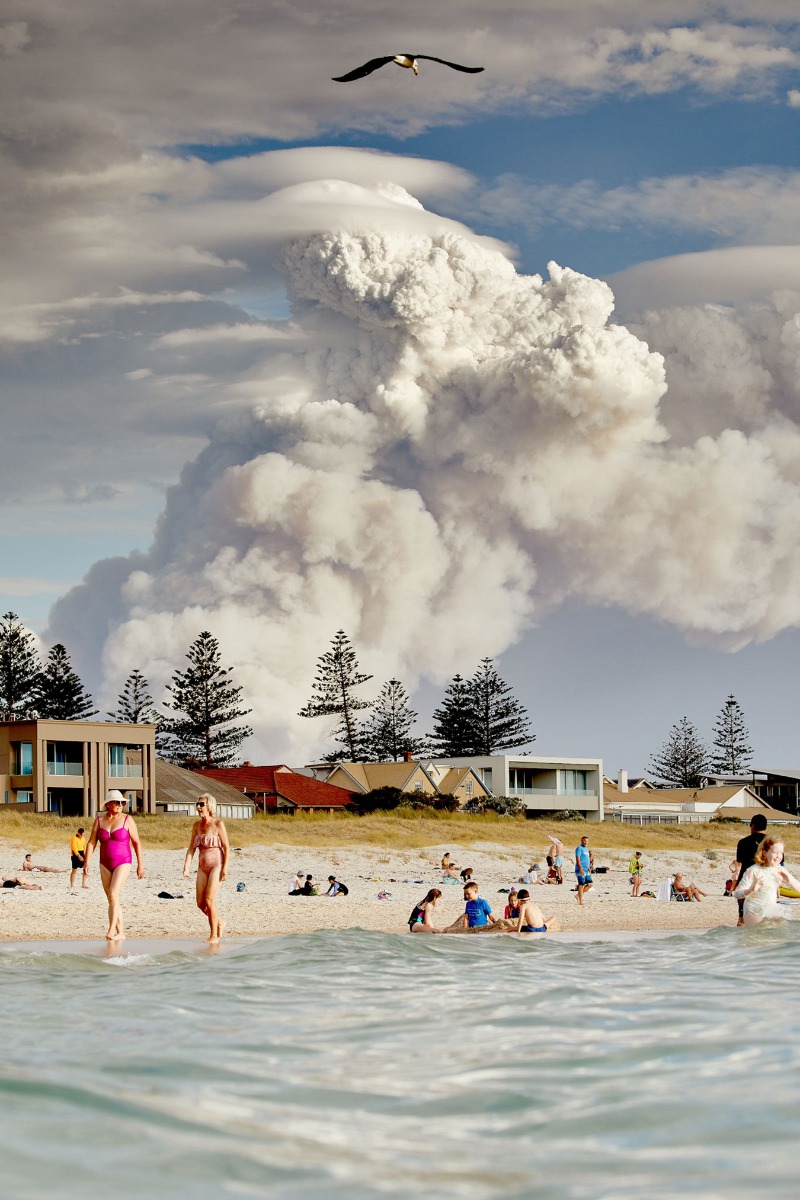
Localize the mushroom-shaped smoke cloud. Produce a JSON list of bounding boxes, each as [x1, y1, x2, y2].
[[49, 217, 800, 758]]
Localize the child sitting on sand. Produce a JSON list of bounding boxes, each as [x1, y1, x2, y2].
[[444, 882, 516, 933], [515, 889, 558, 934]]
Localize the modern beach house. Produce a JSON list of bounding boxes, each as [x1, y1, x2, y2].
[[0, 718, 157, 817], [428, 754, 604, 820]]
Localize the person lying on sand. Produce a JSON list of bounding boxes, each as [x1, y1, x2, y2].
[[2, 875, 43, 890], [516, 889, 558, 934], [672, 874, 706, 902], [21, 854, 64, 873]]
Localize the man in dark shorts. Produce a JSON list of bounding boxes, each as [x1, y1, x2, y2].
[[70, 827, 87, 889], [734, 814, 767, 926]]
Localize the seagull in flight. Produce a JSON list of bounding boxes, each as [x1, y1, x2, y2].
[[332, 54, 484, 82]]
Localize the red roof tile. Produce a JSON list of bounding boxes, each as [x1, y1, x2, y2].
[[195, 765, 353, 808]]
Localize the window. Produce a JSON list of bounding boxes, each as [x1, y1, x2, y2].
[[108, 745, 143, 778], [16, 790, 33, 804], [12, 742, 33, 775], [46, 743, 83, 776], [465, 780, 474, 795], [560, 769, 588, 793], [413, 781, 423, 792]]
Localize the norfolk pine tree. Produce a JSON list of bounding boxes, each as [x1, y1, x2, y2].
[[109, 669, 169, 752], [648, 716, 710, 788], [0, 611, 40, 719], [298, 630, 373, 761], [33, 644, 98, 720], [469, 658, 534, 755], [430, 674, 475, 757], [711, 694, 753, 774], [361, 678, 427, 761], [162, 631, 252, 768]]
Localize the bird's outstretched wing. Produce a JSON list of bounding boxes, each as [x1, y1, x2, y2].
[[414, 55, 484, 73], [332, 56, 396, 82]]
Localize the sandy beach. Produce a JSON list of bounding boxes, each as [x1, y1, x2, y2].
[[0, 839, 755, 940]]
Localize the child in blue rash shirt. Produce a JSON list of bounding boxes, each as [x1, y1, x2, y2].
[[444, 882, 516, 933]]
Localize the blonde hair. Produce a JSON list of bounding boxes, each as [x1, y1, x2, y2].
[[198, 792, 217, 817]]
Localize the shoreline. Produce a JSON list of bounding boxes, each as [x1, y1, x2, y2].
[[0, 840, 752, 941]]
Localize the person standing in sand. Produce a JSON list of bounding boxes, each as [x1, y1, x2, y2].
[[629, 851, 644, 898], [575, 836, 593, 905], [733, 813, 767, 927], [84, 791, 144, 941], [183, 793, 229, 943], [70, 828, 87, 889], [549, 836, 564, 884]]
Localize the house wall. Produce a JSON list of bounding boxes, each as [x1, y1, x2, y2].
[[431, 755, 604, 819]]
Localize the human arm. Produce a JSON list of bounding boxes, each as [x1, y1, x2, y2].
[[777, 865, 800, 892], [183, 822, 198, 877], [218, 820, 229, 882], [83, 819, 100, 876], [733, 866, 759, 899], [127, 816, 145, 879]]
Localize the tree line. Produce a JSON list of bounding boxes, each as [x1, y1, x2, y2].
[[298, 629, 534, 762], [648, 695, 754, 788], [0, 614, 252, 769]]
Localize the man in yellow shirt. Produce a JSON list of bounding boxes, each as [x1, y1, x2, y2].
[[70, 827, 87, 889]]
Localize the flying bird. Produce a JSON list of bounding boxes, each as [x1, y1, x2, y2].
[[332, 54, 484, 82]]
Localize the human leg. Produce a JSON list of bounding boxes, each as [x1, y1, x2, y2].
[[200, 865, 223, 941], [100, 863, 130, 939]]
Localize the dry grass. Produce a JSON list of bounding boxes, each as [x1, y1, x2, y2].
[[3, 808, 800, 857]]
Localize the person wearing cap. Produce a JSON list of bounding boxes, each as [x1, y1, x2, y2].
[[83, 791, 144, 940], [288, 870, 304, 894]]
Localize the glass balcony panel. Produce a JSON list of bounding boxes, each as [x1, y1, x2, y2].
[[46, 761, 83, 776]]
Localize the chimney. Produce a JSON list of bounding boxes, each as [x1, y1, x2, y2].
[[617, 770, 628, 793], [404, 750, 413, 762]]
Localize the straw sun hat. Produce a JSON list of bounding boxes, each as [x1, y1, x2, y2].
[[102, 790, 128, 809]]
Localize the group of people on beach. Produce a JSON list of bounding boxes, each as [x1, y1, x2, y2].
[[410, 877, 559, 936], [10, 789, 230, 944]]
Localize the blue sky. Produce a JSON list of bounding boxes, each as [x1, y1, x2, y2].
[[2, 2, 800, 772]]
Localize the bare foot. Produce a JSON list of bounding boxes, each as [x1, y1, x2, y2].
[[106, 930, 126, 942]]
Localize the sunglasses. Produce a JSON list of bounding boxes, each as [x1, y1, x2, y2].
[[196, 802, 206, 808]]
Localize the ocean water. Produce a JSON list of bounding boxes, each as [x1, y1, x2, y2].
[[1, 926, 799, 1199]]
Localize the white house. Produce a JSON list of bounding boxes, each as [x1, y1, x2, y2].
[[429, 754, 604, 820]]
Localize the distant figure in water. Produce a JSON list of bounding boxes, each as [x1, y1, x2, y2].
[[83, 791, 144, 940], [183, 793, 229, 943], [734, 837, 800, 926], [408, 888, 443, 932]]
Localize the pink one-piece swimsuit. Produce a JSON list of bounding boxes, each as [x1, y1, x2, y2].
[[97, 815, 132, 871]]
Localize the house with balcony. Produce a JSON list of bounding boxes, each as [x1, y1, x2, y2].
[[0, 719, 157, 817], [428, 754, 604, 819]]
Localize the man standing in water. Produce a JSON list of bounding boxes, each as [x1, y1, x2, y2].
[[575, 836, 593, 905], [734, 813, 767, 926]]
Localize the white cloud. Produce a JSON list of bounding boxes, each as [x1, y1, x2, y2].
[[609, 245, 800, 311]]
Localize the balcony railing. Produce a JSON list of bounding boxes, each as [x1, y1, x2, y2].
[[510, 787, 596, 796], [108, 764, 143, 778], [46, 762, 83, 776]]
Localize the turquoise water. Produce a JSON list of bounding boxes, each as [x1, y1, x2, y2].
[[1, 927, 799, 1198]]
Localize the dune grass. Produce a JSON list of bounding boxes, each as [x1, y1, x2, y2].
[[3, 807, 800, 857]]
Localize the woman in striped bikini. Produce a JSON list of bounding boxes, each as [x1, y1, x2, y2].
[[183, 793, 229, 943]]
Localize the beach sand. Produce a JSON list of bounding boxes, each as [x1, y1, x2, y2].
[[0, 840, 757, 941]]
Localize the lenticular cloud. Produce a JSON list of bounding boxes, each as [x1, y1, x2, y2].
[[50, 214, 800, 757]]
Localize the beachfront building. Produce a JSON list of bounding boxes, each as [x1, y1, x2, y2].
[[604, 775, 793, 824], [154, 760, 256, 819], [426, 754, 604, 820], [321, 759, 491, 805], [194, 764, 353, 813], [0, 718, 157, 817]]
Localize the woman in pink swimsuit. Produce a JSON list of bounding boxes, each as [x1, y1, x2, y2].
[[183, 793, 229, 943], [84, 790, 144, 940]]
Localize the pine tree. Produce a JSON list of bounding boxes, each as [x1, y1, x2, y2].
[[361, 679, 427, 761], [33, 644, 98, 720], [430, 674, 475, 757], [711, 694, 753, 774], [0, 611, 40, 719], [648, 717, 710, 787], [109, 669, 170, 752], [298, 630, 373, 761], [162, 631, 253, 767], [468, 658, 534, 755]]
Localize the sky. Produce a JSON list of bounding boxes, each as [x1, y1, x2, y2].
[[2, 1, 800, 775]]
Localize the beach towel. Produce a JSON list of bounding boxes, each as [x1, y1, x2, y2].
[[656, 878, 673, 902]]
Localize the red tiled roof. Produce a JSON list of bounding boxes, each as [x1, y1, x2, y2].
[[195, 765, 353, 808]]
